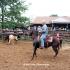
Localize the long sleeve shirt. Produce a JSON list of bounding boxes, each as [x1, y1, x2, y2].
[[42, 24, 48, 35]]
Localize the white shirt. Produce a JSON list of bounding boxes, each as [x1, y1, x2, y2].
[[37, 26, 42, 32]]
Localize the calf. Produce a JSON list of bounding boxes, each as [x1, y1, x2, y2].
[[9, 34, 18, 45]]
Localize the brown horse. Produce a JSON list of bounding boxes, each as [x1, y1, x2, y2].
[[31, 35, 62, 60]]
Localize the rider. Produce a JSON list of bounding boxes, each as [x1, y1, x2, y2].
[[40, 24, 48, 49]]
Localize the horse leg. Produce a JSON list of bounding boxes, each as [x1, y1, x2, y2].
[[31, 47, 37, 60], [57, 45, 60, 51], [60, 40, 62, 48], [52, 46, 59, 57], [9, 39, 11, 44], [57, 42, 62, 51]]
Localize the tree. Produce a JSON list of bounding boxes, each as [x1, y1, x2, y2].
[[0, 0, 29, 29]]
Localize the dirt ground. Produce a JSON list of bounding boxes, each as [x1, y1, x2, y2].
[[0, 40, 70, 70]]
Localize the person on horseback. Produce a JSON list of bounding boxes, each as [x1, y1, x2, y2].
[[40, 24, 48, 49]]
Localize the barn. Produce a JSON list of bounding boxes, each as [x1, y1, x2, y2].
[[30, 16, 70, 40], [52, 17, 70, 31], [31, 16, 70, 31]]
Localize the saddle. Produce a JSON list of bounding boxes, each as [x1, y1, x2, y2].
[[46, 36, 53, 43]]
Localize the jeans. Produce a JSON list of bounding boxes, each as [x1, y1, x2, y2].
[[40, 33, 46, 48]]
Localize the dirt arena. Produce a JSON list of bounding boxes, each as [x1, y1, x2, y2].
[[0, 40, 70, 70]]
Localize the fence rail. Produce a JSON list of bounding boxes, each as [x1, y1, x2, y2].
[[49, 30, 70, 42], [0, 30, 70, 41]]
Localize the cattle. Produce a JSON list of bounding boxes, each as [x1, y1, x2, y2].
[[4, 34, 18, 45], [8, 34, 18, 45]]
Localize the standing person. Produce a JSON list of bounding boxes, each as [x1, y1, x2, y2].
[[37, 26, 42, 33], [37, 26, 42, 41], [40, 24, 48, 49]]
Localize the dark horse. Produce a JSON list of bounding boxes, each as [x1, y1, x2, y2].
[[31, 35, 62, 60]]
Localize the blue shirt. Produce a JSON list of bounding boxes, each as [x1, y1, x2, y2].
[[42, 24, 48, 35]]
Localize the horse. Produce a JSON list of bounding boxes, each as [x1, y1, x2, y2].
[[31, 34, 62, 60], [29, 30, 38, 40]]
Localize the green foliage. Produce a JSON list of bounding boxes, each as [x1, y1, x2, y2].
[[0, 0, 30, 29]]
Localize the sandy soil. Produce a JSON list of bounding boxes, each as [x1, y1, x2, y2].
[[0, 40, 70, 70]]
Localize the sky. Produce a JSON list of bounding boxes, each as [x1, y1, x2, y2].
[[23, 0, 70, 19]]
